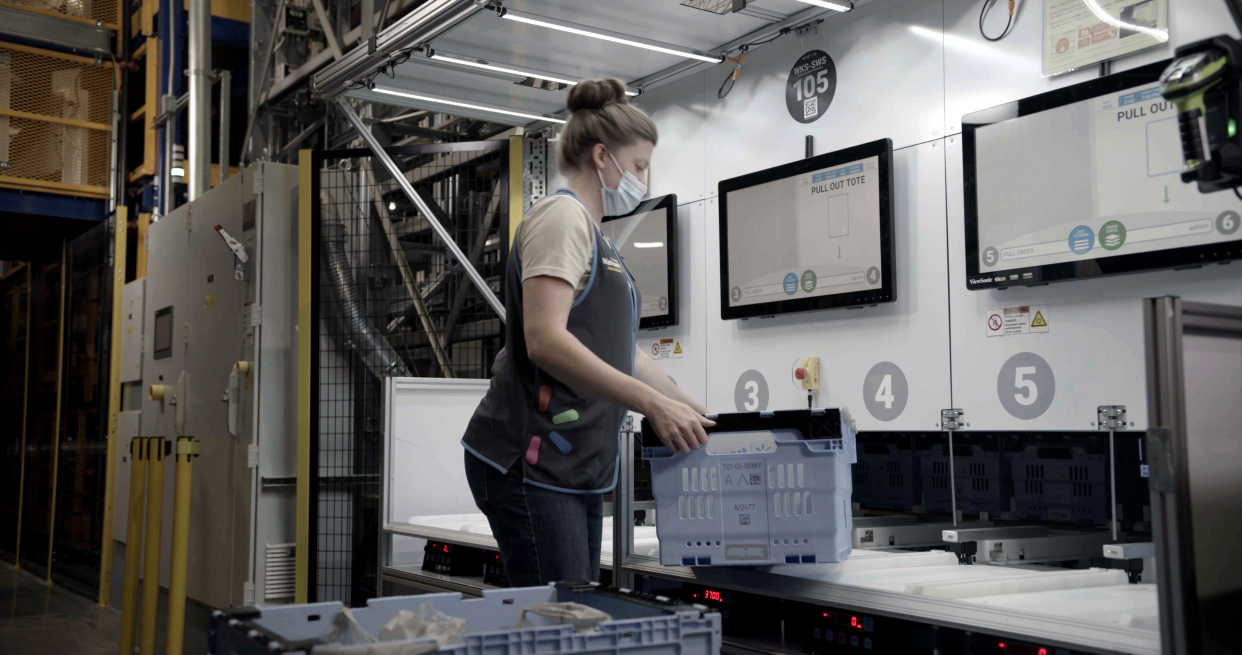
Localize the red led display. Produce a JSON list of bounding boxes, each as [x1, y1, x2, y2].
[[820, 611, 862, 629], [999, 642, 1048, 655]]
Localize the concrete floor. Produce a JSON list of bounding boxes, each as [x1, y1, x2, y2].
[[0, 565, 122, 655]]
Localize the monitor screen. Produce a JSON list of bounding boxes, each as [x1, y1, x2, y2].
[[964, 60, 1242, 290], [719, 138, 895, 320], [601, 194, 678, 329]]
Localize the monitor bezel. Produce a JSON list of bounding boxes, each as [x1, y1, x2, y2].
[[718, 138, 896, 320], [963, 59, 1242, 290], [603, 193, 679, 329]]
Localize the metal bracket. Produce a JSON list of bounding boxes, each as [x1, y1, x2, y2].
[[940, 408, 965, 430], [1097, 405, 1128, 430]]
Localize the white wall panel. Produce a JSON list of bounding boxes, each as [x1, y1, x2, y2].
[[702, 0, 945, 193], [638, 73, 708, 203], [641, 201, 707, 406], [944, 0, 1240, 135], [946, 137, 1242, 431], [704, 141, 950, 430]]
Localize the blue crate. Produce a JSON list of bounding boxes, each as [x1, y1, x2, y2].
[[642, 409, 856, 567], [209, 583, 721, 655]]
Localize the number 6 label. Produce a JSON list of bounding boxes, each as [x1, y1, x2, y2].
[[996, 353, 1056, 420]]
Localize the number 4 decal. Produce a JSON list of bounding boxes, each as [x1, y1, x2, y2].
[[874, 374, 894, 409]]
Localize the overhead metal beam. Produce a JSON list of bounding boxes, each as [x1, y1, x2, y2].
[[310, 0, 344, 60], [628, 1, 873, 91], [337, 97, 506, 321], [314, 0, 480, 99], [0, 6, 111, 53]]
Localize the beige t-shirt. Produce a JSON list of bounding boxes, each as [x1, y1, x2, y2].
[[516, 195, 596, 299]]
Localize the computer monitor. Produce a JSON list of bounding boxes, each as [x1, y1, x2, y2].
[[601, 193, 678, 329], [719, 138, 895, 320], [964, 60, 1242, 290]]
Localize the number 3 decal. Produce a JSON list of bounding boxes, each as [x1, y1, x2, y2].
[[744, 380, 760, 411]]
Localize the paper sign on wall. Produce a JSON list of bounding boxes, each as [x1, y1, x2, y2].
[[1043, 0, 1169, 77], [986, 305, 1051, 337], [649, 338, 684, 360]]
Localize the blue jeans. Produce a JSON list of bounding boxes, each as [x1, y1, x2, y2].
[[464, 451, 603, 586]]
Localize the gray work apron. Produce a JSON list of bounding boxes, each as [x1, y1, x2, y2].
[[462, 190, 640, 493]]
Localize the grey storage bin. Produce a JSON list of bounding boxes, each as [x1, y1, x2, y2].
[[210, 583, 721, 655]]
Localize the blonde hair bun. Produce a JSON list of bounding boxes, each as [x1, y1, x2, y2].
[[567, 78, 629, 112], [558, 78, 657, 172]]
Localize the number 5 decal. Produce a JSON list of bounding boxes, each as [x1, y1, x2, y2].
[[1014, 366, 1038, 406]]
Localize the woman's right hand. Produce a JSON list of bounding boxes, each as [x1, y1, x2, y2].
[[643, 394, 715, 454]]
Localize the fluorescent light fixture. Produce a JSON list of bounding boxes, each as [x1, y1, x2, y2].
[[372, 87, 567, 124], [1083, 0, 1168, 43], [633, 242, 664, 248], [793, 0, 853, 11], [498, 8, 724, 64], [429, 50, 639, 96]]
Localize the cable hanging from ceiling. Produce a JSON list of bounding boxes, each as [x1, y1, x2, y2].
[[979, 0, 1019, 42], [717, 16, 828, 99]]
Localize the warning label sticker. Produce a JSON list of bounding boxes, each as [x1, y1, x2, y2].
[[986, 304, 1050, 337], [649, 338, 684, 360]]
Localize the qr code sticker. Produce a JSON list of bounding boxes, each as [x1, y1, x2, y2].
[[803, 96, 818, 120], [739, 514, 751, 526], [750, 474, 762, 485]]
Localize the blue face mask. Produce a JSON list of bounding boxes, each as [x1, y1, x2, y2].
[[598, 152, 648, 216]]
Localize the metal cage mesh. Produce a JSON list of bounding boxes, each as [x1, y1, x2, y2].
[[312, 142, 509, 605], [0, 45, 114, 197], [2, 0, 119, 27]]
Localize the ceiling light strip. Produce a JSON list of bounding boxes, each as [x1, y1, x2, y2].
[[793, 0, 853, 11], [497, 8, 725, 64], [428, 50, 639, 95], [373, 87, 567, 123]]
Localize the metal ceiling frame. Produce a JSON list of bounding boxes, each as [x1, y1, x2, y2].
[[315, 0, 872, 104]]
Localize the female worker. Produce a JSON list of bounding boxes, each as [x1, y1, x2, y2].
[[461, 78, 714, 587]]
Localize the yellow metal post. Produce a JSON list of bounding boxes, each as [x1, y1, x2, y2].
[[100, 208, 128, 605], [12, 263, 32, 568], [507, 135, 524, 249], [118, 438, 147, 655], [137, 212, 150, 278], [165, 437, 198, 655], [45, 240, 68, 581], [139, 438, 166, 655], [295, 150, 312, 604]]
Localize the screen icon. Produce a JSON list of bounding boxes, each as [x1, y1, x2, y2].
[[1068, 225, 1095, 255]]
